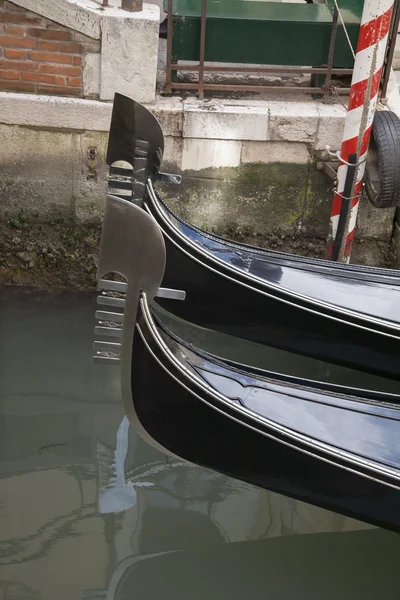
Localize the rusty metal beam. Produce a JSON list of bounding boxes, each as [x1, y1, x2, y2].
[[167, 82, 351, 94], [168, 64, 353, 75]]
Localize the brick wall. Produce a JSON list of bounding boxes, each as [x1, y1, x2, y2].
[[0, 0, 100, 97]]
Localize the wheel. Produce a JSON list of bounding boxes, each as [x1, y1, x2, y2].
[[365, 110, 400, 208]]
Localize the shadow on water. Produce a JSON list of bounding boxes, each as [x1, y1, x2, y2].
[[0, 287, 398, 600]]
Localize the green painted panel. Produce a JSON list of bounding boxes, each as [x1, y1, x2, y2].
[[171, 20, 358, 67], [167, 0, 334, 22], [166, 0, 362, 68]]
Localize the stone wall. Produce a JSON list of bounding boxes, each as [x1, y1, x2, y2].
[[0, 0, 100, 97], [0, 0, 160, 102]]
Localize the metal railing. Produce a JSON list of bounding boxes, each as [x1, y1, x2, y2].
[[165, 0, 400, 100]]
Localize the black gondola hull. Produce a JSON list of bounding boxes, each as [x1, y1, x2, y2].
[[146, 198, 400, 381], [131, 303, 400, 533]]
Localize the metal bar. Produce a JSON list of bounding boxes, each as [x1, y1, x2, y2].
[[165, 0, 173, 93], [97, 296, 126, 308], [169, 64, 353, 75], [99, 280, 127, 293], [156, 288, 186, 301], [109, 166, 134, 176], [381, 0, 400, 99], [330, 154, 357, 261], [107, 179, 133, 190], [98, 279, 186, 300], [94, 326, 123, 339], [324, 2, 340, 100], [96, 310, 124, 323], [198, 0, 207, 99], [93, 356, 120, 366], [93, 341, 122, 351], [168, 82, 351, 94]]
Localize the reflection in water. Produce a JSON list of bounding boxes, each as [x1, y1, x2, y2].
[[98, 416, 153, 514], [0, 289, 398, 600]]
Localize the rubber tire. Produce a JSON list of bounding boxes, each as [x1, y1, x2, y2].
[[365, 110, 400, 208]]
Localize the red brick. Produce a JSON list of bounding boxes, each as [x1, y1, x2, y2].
[[38, 63, 81, 76], [22, 71, 65, 85], [0, 34, 35, 48], [28, 51, 73, 64], [0, 80, 36, 92], [1, 12, 43, 25], [67, 76, 82, 87], [27, 28, 71, 41], [4, 48, 25, 58], [37, 83, 82, 96], [4, 24, 26, 35], [73, 56, 81, 66], [0, 68, 19, 80], [58, 42, 81, 53], [37, 40, 58, 51], [0, 58, 35, 70]]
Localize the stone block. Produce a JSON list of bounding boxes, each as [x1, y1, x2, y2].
[[300, 165, 333, 237], [269, 101, 319, 143], [163, 136, 183, 171], [100, 4, 159, 103], [241, 141, 310, 164], [357, 195, 395, 242], [315, 103, 346, 151], [0, 92, 112, 131], [160, 162, 308, 236], [12, 0, 102, 39], [151, 95, 183, 137], [0, 124, 74, 216], [82, 52, 100, 98], [183, 101, 269, 141], [182, 138, 242, 172], [73, 130, 108, 222]]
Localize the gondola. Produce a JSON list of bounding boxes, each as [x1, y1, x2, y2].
[[106, 93, 400, 381], [94, 194, 400, 533]]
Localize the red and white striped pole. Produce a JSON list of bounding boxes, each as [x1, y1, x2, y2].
[[328, 0, 394, 262]]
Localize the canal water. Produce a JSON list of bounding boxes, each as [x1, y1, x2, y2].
[[0, 287, 399, 600]]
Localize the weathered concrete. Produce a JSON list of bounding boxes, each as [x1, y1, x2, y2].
[[13, 0, 102, 39], [0, 93, 113, 131], [100, 4, 159, 103], [183, 103, 270, 141], [83, 53, 101, 99], [315, 104, 346, 151], [269, 101, 319, 144], [0, 124, 107, 220], [182, 139, 242, 172], [241, 141, 310, 164]]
